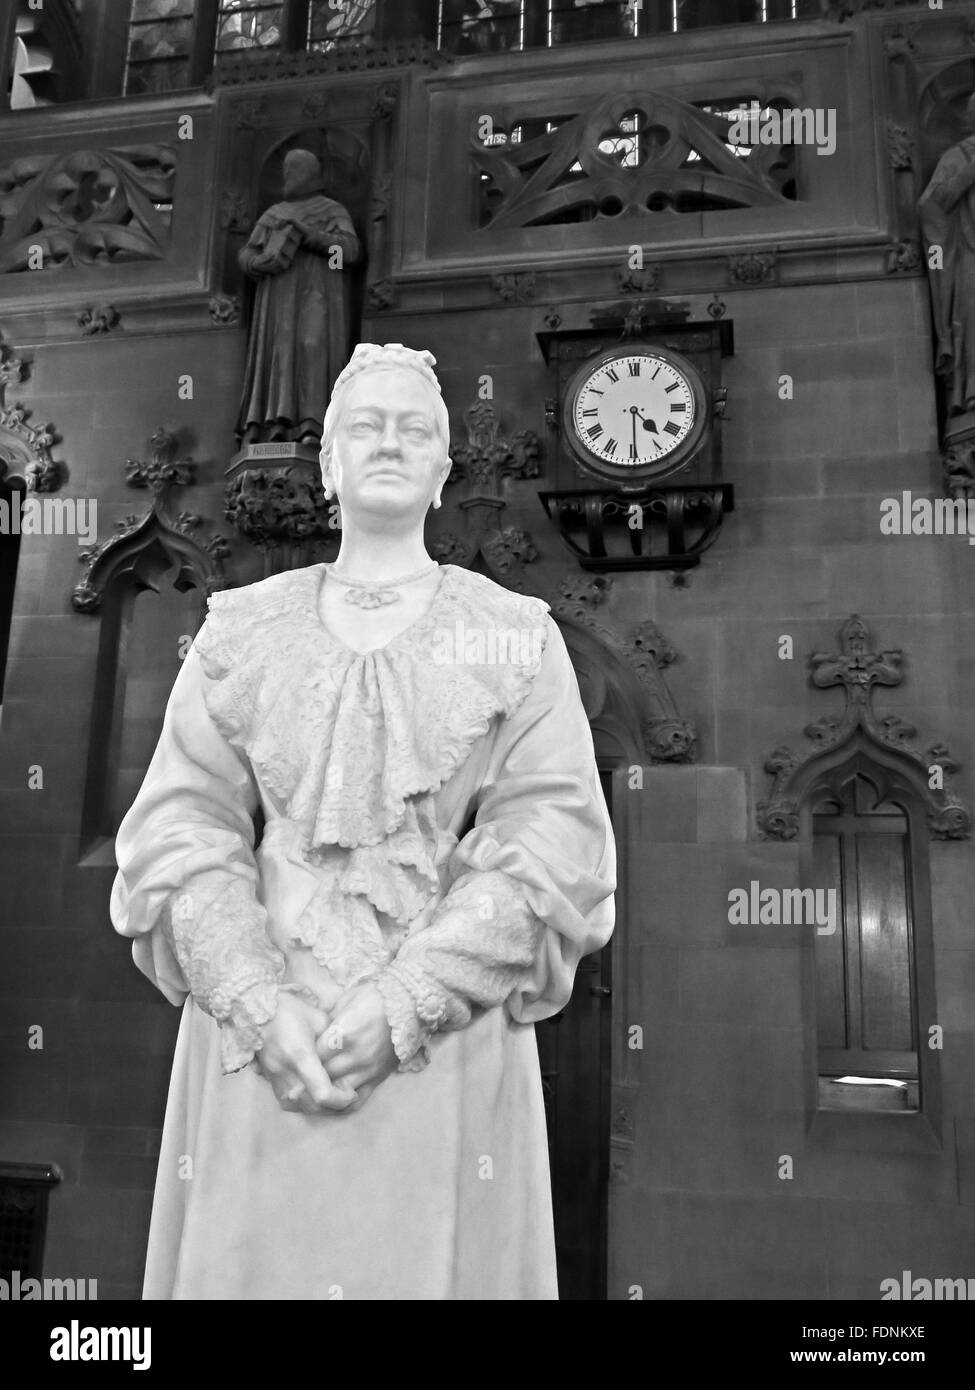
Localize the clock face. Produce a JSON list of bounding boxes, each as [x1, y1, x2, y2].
[[564, 348, 706, 484]]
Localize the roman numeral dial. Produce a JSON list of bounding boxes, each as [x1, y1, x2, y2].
[[570, 351, 698, 473]]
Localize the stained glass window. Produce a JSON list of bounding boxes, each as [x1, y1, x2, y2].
[[124, 0, 196, 95], [308, 0, 377, 50], [215, 1, 284, 51]]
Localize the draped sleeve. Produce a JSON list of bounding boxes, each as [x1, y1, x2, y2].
[[375, 619, 616, 1067], [299, 196, 361, 263], [110, 641, 286, 1075]]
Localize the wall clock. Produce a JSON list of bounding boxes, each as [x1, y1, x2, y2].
[[561, 345, 710, 487]]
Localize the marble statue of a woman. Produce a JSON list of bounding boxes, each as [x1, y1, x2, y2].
[[110, 342, 616, 1300]]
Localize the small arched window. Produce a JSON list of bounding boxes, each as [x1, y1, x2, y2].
[[808, 763, 925, 1113]]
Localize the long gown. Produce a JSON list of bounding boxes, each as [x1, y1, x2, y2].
[[920, 134, 975, 415], [110, 562, 616, 1300], [236, 193, 360, 439]]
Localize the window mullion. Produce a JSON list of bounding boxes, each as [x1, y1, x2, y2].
[[190, 0, 221, 86]]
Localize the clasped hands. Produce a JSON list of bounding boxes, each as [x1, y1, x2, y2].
[[255, 982, 398, 1116]]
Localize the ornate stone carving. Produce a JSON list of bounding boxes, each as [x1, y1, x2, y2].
[[883, 21, 919, 59], [481, 527, 538, 575], [0, 341, 63, 493], [369, 175, 393, 222], [209, 38, 450, 88], [430, 401, 541, 585], [475, 89, 790, 232], [209, 293, 241, 326], [616, 265, 661, 295], [428, 531, 470, 566], [367, 278, 398, 310], [301, 93, 332, 121], [823, 0, 918, 17], [727, 252, 777, 286], [76, 304, 119, 336], [886, 238, 922, 274], [944, 436, 975, 499], [707, 293, 727, 320], [232, 97, 268, 131], [372, 83, 399, 119], [0, 146, 175, 273], [886, 120, 914, 171], [219, 190, 253, 234], [758, 615, 971, 840], [448, 401, 541, 495], [490, 271, 536, 303], [224, 448, 335, 552], [550, 575, 697, 764], [72, 427, 229, 614], [588, 297, 691, 339]]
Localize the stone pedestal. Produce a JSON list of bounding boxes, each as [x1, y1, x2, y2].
[[224, 442, 338, 574]]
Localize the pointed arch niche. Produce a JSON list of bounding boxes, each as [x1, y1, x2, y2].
[[73, 429, 228, 866], [759, 616, 971, 1143]]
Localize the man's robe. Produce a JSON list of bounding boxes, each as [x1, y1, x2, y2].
[[920, 135, 975, 415], [110, 564, 616, 1300], [236, 193, 361, 441]]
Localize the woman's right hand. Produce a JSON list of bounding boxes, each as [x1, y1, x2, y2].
[[255, 992, 358, 1116]]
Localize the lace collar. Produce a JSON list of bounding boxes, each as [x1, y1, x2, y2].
[[192, 563, 551, 857]]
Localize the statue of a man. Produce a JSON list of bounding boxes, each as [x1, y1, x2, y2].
[[920, 95, 975, 417], [236, 149, 361, 445], [110, 343, 616, 1300]]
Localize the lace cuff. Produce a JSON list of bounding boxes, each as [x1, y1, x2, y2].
[[374, 869, 544, 1071], [374, 965, 442, 1072], [165, 877, 286, 1075]]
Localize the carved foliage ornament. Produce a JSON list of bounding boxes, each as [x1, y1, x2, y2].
[[758, 615, 970, 840], [430, 400, 541, 584], [550, 574, 696, 764], [0, 146, 176, 273], [73, 427, 228, 614], [474, 90, 791, 232], [0, 341, 62, 493]]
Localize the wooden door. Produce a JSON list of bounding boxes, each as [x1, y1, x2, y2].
[[535, 769, 614, 1300]]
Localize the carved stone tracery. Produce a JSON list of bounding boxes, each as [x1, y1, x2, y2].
[[0, 146, 176, 273], [474, 90, 793, 233]]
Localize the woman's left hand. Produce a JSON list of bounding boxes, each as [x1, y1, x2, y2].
[[315, 982, 398, 1103]]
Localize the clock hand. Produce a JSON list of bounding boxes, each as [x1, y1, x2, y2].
[[631, 405, 658, 434], [630, 407, 638, 455]]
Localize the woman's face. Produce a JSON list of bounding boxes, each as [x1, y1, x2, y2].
[[326, 367, 450, 524]]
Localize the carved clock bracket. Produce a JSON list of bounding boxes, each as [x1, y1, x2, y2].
[[536, 313, 734, 571], [758, 615, 970, 841], [72, 427, 230, 613]]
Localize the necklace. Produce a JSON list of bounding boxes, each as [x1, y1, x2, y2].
[[325, 561, 438, 608]]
